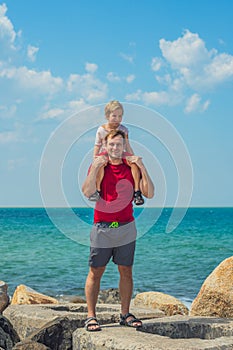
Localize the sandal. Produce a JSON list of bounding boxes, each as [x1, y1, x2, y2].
[[88, 190, 101, 202], [84, 317, 101, 332], [134, 191, 144, 205], [119, 313, 142, 328]]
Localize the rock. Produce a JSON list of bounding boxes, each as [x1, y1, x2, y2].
[[190, 256, 233, 317], [0, 281, 10, 313], [134, 291, 189, 316], [28, 316, 80, 350], [3, 303, 162, 340], [57, 295, 86, 304], [11, 285, 58, 305], [98, 288, 121, 304], [0, 315, 20, 349], [12, 341, 51, 350]]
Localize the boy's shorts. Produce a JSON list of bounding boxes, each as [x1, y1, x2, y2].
[[88, 221, 137, 267]]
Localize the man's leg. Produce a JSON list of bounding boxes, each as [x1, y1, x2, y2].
[[85, 266, 105, 330], [118, 265, 142, 327]]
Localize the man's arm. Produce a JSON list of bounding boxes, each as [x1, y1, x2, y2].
[[126, 156, 154, 198], [82, 155, 107, 197]]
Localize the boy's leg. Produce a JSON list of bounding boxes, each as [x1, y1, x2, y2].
[[96, 165, 105, 192], [88, 165, 105, 201], [128, 163, 144, 205]]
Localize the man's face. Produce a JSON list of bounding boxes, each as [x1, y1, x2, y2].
[[106, 135, 124, 159]]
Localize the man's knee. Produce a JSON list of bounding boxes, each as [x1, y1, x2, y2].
[[89, 266, 105, 280], [118, 265, 133, 278]]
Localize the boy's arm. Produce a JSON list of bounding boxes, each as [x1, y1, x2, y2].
[[124, 134, 134, 154], [126, 156, 154, 198], [93, 145, 101, 158], [82, 156, 107, 197]]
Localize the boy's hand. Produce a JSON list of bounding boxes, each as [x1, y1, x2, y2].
[[125, 155, 143, 168], [92, 155, 108, 169]]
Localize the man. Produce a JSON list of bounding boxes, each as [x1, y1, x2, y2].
[[82, 130, 154, 331]]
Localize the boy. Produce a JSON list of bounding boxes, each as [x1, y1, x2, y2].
[[89, 100, 144, 205]]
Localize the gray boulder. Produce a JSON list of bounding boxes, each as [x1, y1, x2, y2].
[[13, 341, 51, 350], [0, 315, 20, 350]]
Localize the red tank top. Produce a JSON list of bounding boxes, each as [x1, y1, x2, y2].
[[94, 162, 134, 223]]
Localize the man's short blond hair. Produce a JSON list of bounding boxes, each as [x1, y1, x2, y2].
[[104, 100, 124, 118]]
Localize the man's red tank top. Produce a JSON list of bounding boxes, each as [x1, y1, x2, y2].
[[94, 161, 134, 223]]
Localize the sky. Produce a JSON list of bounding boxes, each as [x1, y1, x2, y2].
[[0, 0, 233, 208]]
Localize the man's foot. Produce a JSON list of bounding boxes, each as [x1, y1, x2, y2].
[[84, 317, 101, 332], [133, 190, 144, 205], [88, 190, 101, 202], [119, 313, 142, 328]]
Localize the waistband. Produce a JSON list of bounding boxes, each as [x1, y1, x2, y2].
[[94, 221, 132, 228]]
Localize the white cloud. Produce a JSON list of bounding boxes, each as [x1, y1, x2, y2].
[[151, 57, 163, 71], [40, 108, 64, 120], [142, 91, 174, 106], [184, 93, 210, 113], [159, 29, 233, 90], [160, 30, 211, 69], [0, 65, 63, 95], [27, 45, 39, 62], [107, 72, 121, 82], [85, 62, 98, 73], [0, 130, 18, 143], [0, 3, 19, 51], [125, 89, 142, 101], [126, 74, 135, 83], [119, 52, 134, 64], [107, 72, 135, 84], [67, 71, 108, 102]]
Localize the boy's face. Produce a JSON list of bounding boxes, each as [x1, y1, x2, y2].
[[107, 108, 123, 127]]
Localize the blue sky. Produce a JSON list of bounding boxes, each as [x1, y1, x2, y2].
[[0, 0, 233, 207]]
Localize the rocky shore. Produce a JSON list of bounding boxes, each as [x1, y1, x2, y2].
[[1, 256, 233, 350]]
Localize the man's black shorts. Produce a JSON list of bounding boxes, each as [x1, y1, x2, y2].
[[88, 221, 137, 267]]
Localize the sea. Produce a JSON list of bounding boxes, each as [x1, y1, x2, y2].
[[1, 207, 232, 309]]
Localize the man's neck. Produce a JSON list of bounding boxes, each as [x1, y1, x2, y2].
[[108, 156, 123, 165]]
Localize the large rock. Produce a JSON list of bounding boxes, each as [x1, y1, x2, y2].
[[13, 341, 51, 350], [28, 316, 80, 350], [0, 315, 20, 349], [134, 291, 189, 316], [0, 281, 9, 313], [190, 256, 233, 317], [11, 285, 58, 305], [3, 303, 162, 340]]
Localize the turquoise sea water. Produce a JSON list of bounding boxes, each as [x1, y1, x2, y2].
[[0, 207, 232, 307]]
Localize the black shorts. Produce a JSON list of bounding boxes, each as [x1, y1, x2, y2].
[[88, 221, 137, 267]]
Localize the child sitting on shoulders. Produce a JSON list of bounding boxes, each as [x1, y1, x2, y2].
[[89, 100, 144, 205]]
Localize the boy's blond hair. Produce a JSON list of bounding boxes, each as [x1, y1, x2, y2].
[[104, 100, 124, 118]]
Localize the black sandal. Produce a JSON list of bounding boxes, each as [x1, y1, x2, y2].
[[88, 190, 101, 202], [84, 317, 101, 332], [119, 313, 142, 328], [134, 191, 144, 205]]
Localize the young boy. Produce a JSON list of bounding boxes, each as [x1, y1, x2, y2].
[[89, 100, 144, 205]]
